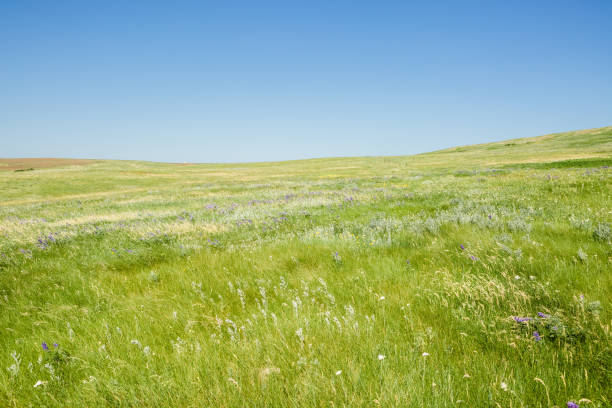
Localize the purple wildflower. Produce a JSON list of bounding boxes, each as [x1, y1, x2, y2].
[[42, 342, 48, 351], [537, 312, 549, 318], [567, 402, 579, 408], [460, 244, 465, 250], [470, 255, 477, 261], [513, 316, 532, 323], [533, 331, 542, 342], [53, 343, 58, 348]]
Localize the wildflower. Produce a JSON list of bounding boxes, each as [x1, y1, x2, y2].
[[42, 342, 48, 351], [378, 296, 385, 301], [514, 275, 520, 280], [460, 244, 465, 250], [7, 351, 20, 377], [537, 312, 549, 318], [501, 382, 509, 391], [335, 370, 342, 376], [378, 354, 385, 360], [33, 380, 46, 388], [422, 352, 429, 357], [295, 328, 304, 342], [470, 255, 477, 261], [533, 331, 542, 342], [463, 373, 470, 378], [513, 316, 532, 323], [567, 402, 579, 408]]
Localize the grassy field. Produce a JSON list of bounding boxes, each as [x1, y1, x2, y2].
[[0, 126, 611, 407]]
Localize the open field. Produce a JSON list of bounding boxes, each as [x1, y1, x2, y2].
[[0, 159, 97, 172], [0, 126, 611, 407]]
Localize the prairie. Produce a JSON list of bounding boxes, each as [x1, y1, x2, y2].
[[0, 126, 611, 407]]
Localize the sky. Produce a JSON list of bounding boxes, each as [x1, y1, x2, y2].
[[1, 1, 611, 163]]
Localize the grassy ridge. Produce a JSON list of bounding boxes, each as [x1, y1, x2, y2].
[[0, 127, 610, 407]]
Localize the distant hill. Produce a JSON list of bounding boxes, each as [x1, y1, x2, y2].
[[412, 126, 612, 169], [1, 126, 610, 172]]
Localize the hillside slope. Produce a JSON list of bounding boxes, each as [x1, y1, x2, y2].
[[409, 125, 612, 169]]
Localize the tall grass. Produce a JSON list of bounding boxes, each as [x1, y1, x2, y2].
[[0, 127, 610, 407]]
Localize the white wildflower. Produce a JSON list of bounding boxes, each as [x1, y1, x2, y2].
[[7, 351, 20, 377], [82, 376, 96, 384], [295, 328, 304, 342], [237, 289, 246, 309], [333, 317, 342, 330]]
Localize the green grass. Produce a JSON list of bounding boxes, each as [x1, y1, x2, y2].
[[0, 126, 611, 407]]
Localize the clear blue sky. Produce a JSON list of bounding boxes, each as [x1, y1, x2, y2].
[[1, 1, 611, 163]]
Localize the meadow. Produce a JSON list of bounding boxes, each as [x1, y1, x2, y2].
[[0, 126, 611, 407]]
